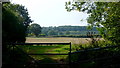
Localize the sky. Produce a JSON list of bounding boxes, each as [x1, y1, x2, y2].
[[11, 0, 89, 27]]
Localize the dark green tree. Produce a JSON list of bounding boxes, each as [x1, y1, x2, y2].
[[3, 3, 33, 44], [65, 1, 120, 44], [3, 3, 33, 29], [28, 23, 42, 37], [2, 3, 33, 68]]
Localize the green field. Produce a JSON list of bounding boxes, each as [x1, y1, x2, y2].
[[17, 44, 71, 61], [17, 37, 101, 61]]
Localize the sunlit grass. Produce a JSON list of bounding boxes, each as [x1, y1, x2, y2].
[[17, 44, 73, 60], [22, 37, 104, 61]]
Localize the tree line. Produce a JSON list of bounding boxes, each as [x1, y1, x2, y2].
[[27, 24, 100, 37]]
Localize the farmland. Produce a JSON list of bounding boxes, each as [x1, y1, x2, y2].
[[17, 37, 97, 60], [17, 37, 89, 60], [16, 37, 101, 61], [25, 37, 90, 44]]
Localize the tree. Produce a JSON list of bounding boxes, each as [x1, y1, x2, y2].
[[48, 30, 58, 36], [65, 31, 70, 35], [65, 1, 120, 44], [2, 3, 33, 68], [3, 3, 33, 43], [58, 31, 63, 35], [2, 2, 32, 58], [28, 23, 42, 37], [3, 3, 33, 29]]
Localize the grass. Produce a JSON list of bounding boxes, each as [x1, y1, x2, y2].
[[18, 37, 105, 62], [23, 37, 102, 60], [18, 45, 70, 53], [17, 44, 71, 60], [18, 37, 119, 68]]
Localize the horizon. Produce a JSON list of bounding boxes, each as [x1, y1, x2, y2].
[[40, 25, 89, 27]]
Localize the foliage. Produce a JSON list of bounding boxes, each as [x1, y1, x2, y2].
[[65, 2, 120, 67], [70, 38, 120, 68], [65, 1, 120, 45], [28, 23, 42, 37], [47, 30, 58, 36], [2, 3, 33, 68], [27, 33, 36, 37], [71, 47, 120, 68], [3, 3, 33, 29], [38, 34, 46, 37], [2, 3, 32, 44], [86, 31, 101, 47], [41, 26, 99, 36]]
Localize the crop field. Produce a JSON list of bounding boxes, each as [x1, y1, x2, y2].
[[17, 37, 101, 61], [25, 37, 90, 44]]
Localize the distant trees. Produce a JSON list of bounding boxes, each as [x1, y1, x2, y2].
[[28, 23, 42, 37], [27, 25, 99, 37], [41, 26, 99, 36], [65, 31, 70, 35], [48, 30, 58, 36]]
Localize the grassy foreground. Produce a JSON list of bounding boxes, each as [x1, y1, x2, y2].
[[15, 37, 120, 68], [23, 37, 102, 60], [17, 44, 71, 60]]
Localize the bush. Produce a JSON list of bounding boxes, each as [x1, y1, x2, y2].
[[38, 34, 46, 37]]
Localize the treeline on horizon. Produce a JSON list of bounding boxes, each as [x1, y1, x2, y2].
[[28, 25, 101, 38]]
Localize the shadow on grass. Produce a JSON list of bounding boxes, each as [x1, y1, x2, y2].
[[37, 57, 69, 68]]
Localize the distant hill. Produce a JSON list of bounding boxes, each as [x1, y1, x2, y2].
[[41, 26, 100, 37]]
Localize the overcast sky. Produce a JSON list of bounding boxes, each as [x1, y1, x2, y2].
[[11, 0, 89, 27]]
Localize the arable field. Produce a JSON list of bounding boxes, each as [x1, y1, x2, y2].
[[23, 37, 89, 60], [26, 37, 91, 44], [18, 37, 102, 62]]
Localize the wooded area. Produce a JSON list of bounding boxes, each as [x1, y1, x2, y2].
[[27, 25, 100, 37]]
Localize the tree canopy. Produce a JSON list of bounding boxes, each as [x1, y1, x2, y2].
[[2, 3, 33, 68], [65, 1, 120, 44], [2, 3, 32, 44], [28, 23, 42, 37]]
